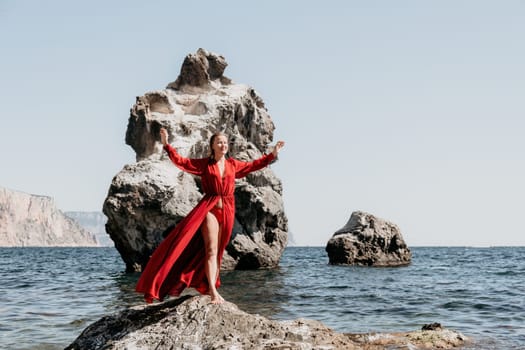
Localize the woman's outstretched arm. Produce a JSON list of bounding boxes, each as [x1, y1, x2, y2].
[[234, 141, 285, 179], [160, 128, 206, 176]]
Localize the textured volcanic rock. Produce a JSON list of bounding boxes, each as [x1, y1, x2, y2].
[[103, 48, 287, 272], [326, 211, 411, 266], [66, 296, 468, 350]]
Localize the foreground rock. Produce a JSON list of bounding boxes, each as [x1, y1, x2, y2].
[[103, 48, 288, 272], [66, 296, 467, 350], [0, 187, 98, 247], [326, 211, 411, 266]]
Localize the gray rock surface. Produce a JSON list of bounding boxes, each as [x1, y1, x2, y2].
[[326, 211, 411, 266], [65, 295, 468, 350], [0, 187, 99, 247], [103, 48, 288, 272], [65, 212, 112, 247]]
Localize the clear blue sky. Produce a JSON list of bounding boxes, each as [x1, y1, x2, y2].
[[1, 0, 524, 246]]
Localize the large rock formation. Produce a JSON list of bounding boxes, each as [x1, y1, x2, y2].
[[0, 187, 99, 247], [65, 212, 112, 247], [66, 296, 468, 350], [326, 211, 411, 266], [103, 48, 288, 272]]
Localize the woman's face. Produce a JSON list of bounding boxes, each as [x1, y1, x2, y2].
[[212, 135, 228, 158]]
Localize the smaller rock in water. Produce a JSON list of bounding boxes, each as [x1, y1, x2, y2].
[[422, 322, 443, 331], [326, 211, 412, 266]]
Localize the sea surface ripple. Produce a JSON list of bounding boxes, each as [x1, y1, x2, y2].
[[0, 246, 523, 349]]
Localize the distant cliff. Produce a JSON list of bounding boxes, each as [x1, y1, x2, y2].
[[0, 187, 99, 247], [65, 211, 113, 247]]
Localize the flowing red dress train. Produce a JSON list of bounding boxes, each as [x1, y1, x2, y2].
[[135, 144, 275, 303]]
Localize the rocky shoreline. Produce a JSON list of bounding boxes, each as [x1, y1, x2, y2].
[[66, 295, 468, 350]]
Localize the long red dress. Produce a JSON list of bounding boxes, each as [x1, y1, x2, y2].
[[135, 144, 275, 303]]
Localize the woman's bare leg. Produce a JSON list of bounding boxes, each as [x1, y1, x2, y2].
[[201, 212, 224, 304]]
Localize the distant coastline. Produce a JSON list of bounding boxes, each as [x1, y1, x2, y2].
[[64, 211, 113, 247], [0, 187, 99, 247]]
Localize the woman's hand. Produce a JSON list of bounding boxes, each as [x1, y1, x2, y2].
[[272, 141, 285, 157], [160, 128, 169, 146]]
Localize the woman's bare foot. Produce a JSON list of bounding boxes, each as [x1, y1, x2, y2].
[[208, 289, 225, 304]]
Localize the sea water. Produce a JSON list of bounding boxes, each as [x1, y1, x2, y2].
[[0, 246, 523, 349]]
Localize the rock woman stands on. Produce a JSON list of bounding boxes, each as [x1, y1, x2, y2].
[[136, 128, 285, 304]]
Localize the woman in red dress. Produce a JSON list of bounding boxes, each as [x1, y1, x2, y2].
[[136, 128, 285, 304]]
